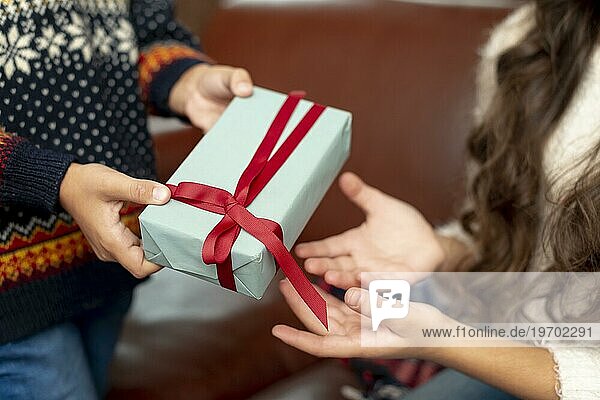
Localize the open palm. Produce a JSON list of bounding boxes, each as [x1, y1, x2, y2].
[[272, 280, 444, 359], [296, 172, 444, 289]]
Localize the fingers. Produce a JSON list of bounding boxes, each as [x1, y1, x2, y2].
[[359, 269, 430, 287], [279, 279, 348, 331], [295, 230, 355, 258], [272, 325, 334, 357], [304, 256, 357, 276], [279, 279, 329, 335], [271, 325, 327, 356], [229, 67, 253, 97], [90, 243, 117, 263], [113, 240, 162, 278], [339, 172, 387, 215], [272, 325, 360, 358], [104, 225, 162, 278], [101, 169, 170, 205], [344, 287, 372, 317], [324, 270, 361, 289], [204, 66, 253, 100]]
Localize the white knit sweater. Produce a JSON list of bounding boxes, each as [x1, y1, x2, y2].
[[437, 4, 600, 399]]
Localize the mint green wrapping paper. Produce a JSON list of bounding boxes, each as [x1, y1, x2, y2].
[[139, 87, 352, 299]]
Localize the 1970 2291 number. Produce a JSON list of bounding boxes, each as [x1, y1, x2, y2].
[[533, 326, 592, 338]]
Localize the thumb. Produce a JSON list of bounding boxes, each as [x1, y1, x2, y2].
[[339, 172, 385, 215], [103, 170, 171, 205], [344, 287, 372, 318], [230, 67, 253, 97], [204, 66, 252, 100]]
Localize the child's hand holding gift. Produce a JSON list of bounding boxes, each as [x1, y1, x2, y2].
[[59, 65, 255, 280], [59, 163, 172, 279], [168, 64, 253, 130]]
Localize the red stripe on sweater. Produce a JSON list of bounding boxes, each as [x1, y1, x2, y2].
[[0, 131, 25, 188]]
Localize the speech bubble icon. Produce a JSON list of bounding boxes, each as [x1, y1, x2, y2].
[[369, 280, 411, 331]]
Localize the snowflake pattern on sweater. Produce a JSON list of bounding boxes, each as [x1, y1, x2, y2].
[[0, 0, 207, 342]]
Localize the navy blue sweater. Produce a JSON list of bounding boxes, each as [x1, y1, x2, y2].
[[0, 0, 207, 343]]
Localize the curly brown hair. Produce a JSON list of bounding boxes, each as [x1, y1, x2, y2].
[[461, 0, 600, 272]]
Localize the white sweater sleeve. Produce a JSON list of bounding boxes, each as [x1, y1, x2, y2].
[[550, 347, 600, 399], [435, 219, 478, 256]]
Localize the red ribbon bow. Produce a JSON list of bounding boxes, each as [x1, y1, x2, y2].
[[167, 92, 328, 329]]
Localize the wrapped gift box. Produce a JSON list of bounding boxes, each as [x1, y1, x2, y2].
[[139, 87, 351, 300]]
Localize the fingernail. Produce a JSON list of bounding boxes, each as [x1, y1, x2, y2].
[[237, 83, 252, 94], [346, 289, 361, 307], [153, 186, 170, 202]]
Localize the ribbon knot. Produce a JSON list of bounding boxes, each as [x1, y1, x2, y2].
[[225, 199, 238, 212], [167, 92, 329, 329]]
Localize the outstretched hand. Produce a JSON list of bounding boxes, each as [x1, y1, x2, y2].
[[296, 172, 445, 289], [272, 279, 446, 359]]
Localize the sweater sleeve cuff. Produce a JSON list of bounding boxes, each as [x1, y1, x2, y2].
[[549, 347, 600, 399], [0, 139, 75, 212], [138, 44, 213, 117], [435, 220, 481, 262]]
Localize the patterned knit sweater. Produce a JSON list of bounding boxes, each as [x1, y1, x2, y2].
[[0, 0, 208, 343]]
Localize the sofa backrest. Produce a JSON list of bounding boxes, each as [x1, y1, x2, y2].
[[200, 1, 510, 239]]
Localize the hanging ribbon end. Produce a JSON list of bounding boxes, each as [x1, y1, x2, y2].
[[316, 298, 329, 331], [321, 316, 329, 331]]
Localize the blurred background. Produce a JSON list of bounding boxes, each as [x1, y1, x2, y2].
[[109, 1, 519, 399]]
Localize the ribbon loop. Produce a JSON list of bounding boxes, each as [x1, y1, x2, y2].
[[168, 93, 329, 329]]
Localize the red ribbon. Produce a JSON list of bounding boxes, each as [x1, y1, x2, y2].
[[167, 92, 328, 329]]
